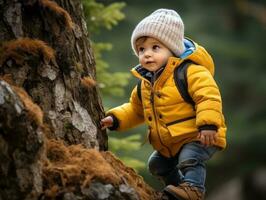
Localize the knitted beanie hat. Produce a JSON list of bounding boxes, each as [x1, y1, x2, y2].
[[131, 9, 185, 57]]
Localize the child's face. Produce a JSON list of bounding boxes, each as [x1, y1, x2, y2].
[[137, 37, 173, 72]]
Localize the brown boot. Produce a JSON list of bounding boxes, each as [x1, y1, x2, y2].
[[164, 183, 204, 200]]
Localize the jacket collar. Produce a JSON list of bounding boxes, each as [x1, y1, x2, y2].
[[131, 57, 182, 87]]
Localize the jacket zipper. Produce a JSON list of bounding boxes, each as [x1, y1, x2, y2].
[[150, 75, 173, 157]]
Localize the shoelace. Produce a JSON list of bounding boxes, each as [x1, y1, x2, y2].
[[179, 184, 203, 200]]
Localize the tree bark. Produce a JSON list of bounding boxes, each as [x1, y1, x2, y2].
[[0, 81, 45, 200], [0, 0, 107, 150]]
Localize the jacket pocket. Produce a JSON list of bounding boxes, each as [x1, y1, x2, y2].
[[166, 116, 197, 137]]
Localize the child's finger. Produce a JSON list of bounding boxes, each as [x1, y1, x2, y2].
[[198, 132, 204, 144], [100, 120, 109, 129], [205, 135, 210, 146], [199, 133, 206, 145], [209, 135, 215, 146], [100, 120, 104, 126], [197, 132, 202, 139], [100, 118, 107, 124]]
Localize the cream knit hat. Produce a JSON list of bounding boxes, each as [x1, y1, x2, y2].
[[131, 9, 185, 57]]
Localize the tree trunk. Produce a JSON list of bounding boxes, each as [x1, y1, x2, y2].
[[0, 0, 107, 150], [0, 1, 163, 199]]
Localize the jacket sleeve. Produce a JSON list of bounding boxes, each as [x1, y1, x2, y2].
[[187, 65, 223, 129], [106, 86, 145, 131]]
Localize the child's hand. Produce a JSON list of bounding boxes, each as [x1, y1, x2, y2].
[[100, 116, 114, 130], [198, 130, 218, 147]]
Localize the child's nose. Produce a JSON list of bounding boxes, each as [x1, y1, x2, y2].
[[144, 49, 152, 57]]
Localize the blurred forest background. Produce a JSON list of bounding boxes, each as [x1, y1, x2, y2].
[[83, 0, 266, 199]]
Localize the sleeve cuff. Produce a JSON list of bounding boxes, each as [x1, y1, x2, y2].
[[108, 114, 119, 130], [198, 125, 217, 132]]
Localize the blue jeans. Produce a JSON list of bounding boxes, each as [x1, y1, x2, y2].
[[148, 142, 218, 192]]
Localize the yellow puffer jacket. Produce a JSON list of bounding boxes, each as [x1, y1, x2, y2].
[[107, 40, 226, 158]]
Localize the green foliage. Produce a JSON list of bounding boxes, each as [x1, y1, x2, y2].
[[120, 157, 146, 171], [82, 0, 126, 33], [108, 135, 145, 171], [82, 0, 130, 97], [92, 42, 130, 96], [108, 134, 142, 152]]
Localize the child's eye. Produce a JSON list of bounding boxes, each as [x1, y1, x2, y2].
[[138, 47, 145, 52], [153, 45, 160, 50]]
